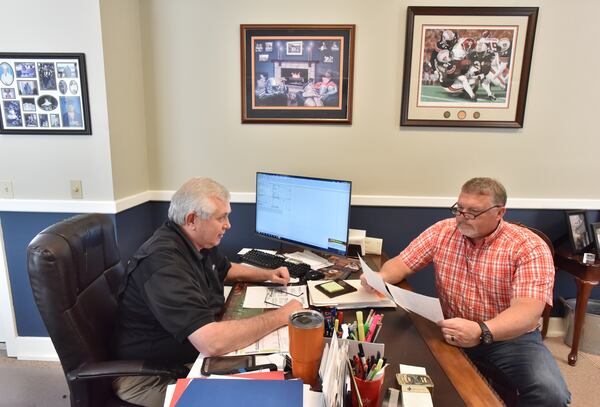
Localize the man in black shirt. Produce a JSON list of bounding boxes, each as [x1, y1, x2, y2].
[[111, 177, 303, 406]]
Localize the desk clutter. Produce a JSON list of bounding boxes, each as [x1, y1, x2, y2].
[[323, 307, 384, 343], [165, 251, 442, 406], [238, 248, 362, 281]]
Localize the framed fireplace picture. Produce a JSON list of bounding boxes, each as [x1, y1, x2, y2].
[[0, 52, 91, 135], [400, 7, 538, 128], [240, 24, 355, 124]]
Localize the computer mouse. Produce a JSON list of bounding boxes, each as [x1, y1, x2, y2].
[[304, 269, 325, 280]]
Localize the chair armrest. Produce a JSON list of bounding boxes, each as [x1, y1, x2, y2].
[[68, 360, 189, 381]]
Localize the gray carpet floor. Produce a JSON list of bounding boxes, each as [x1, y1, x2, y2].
[[0, 337, 598, 406]]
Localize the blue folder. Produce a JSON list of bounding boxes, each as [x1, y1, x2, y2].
[[175, 378, 303, 407]]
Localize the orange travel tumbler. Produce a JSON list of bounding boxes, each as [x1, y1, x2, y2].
[[288, 310, 325, 386]]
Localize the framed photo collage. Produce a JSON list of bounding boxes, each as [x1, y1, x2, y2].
[[0, 53, 91, 135]]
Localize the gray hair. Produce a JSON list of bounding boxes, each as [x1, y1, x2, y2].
[[168, 177, 230, 225], [461, 177, 507, 206]]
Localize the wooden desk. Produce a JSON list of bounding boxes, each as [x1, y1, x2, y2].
[[352, 254, 501, 406], [303, 253, 500, 406], [554, 247, 600, 365], [220, 252, 502, 406]]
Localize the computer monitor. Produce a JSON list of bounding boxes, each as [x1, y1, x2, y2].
[[255, 172, 352, 256]]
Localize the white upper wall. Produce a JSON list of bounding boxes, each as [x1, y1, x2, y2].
[[0, 0, 114, 201], [1, 0, 598, 208], [100, 0, 150, 199], [140, 0, 599, 201]]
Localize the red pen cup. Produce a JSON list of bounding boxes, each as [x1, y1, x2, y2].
[[288, 310, 324, 386], [351, 373, 385, 407]]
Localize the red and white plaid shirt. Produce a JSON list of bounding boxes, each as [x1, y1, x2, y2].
[[399, 219, 554, 322]]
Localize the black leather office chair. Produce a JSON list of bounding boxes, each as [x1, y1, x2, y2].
[[27, 213, 186, 407]]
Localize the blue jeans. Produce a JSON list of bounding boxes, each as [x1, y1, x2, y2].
[[463, 330, 571, 406]]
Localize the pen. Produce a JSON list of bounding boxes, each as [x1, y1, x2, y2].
[[341, 323, 349, 339], [357, 343, 368, 378], [365, 309, 375, 325]]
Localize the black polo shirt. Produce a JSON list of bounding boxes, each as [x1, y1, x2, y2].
[[110, 220, 231, 365]]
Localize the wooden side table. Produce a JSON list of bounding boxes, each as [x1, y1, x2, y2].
[[554, 247, 600, 365]]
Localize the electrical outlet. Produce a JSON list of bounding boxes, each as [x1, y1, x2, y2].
[[70, 180, 83, 199], [0, 180, 14, 199]]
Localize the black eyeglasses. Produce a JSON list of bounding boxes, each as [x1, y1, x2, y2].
[[450, 203, 502, 220]]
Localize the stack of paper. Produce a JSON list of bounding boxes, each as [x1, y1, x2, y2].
[[320, 334, 349, 407], [284, 250, 333, 270], [398, 364, 434, 407], [307, 279, 397, 309], [359, 256, 444, 323]]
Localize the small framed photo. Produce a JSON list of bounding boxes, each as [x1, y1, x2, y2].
[[400, 7, 539, 128], [590, 222, 600, 257], [0, 53, 91, 135], [565, 211, 592, 253], [241, 24, 355, 124]]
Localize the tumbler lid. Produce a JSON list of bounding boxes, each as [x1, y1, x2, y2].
[[289, 310, 324, 329]]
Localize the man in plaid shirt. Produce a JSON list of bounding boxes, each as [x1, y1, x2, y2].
[[362, 178, 570, 406]]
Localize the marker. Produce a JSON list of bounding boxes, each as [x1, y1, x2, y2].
[[371, 363, 388, 381], [356, 311, 365, 341], [365, 314, 382, 342], [368, 358, 384, 380]]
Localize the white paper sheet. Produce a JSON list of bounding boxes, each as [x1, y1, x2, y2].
[[284, 250, 333, 270], [359, 255, 444, 323], [243, 285, 309, 308], [238, 248, 278, 255], [228, 325, 290, 355], [386, 284, 444, 324]]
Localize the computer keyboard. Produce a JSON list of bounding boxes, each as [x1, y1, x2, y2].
[[239, 249, 312, 279]]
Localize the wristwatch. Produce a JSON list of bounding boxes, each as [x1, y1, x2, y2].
[[478, 321, 494, 345]]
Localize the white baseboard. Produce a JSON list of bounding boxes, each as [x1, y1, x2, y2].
[[8, 336, 58, 361], [545, 316, 567, 338]]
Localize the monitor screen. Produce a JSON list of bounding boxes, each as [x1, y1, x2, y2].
[[255, 172, 352, 256]]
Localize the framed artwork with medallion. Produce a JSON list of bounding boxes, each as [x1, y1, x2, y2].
[[240, 24, 355, 124], [400, 7, 538, 128], [0, 53, 91, 135]]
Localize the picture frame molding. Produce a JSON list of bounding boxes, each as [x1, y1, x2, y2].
[[240, 24, 355, 124], [0, 52, 91, 135], [590, 222, 600, 257], [565, 210, 592, 254], [400, 6, 539, 128]]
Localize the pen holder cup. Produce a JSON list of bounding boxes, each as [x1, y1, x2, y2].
[[351, 373, 384, 407]]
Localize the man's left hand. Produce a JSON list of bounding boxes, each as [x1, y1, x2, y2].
[[269, 267, 290, 285], [437, 318, 481, 348]]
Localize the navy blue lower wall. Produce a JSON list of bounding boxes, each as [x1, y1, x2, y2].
[[2, 204, 599, 337]]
